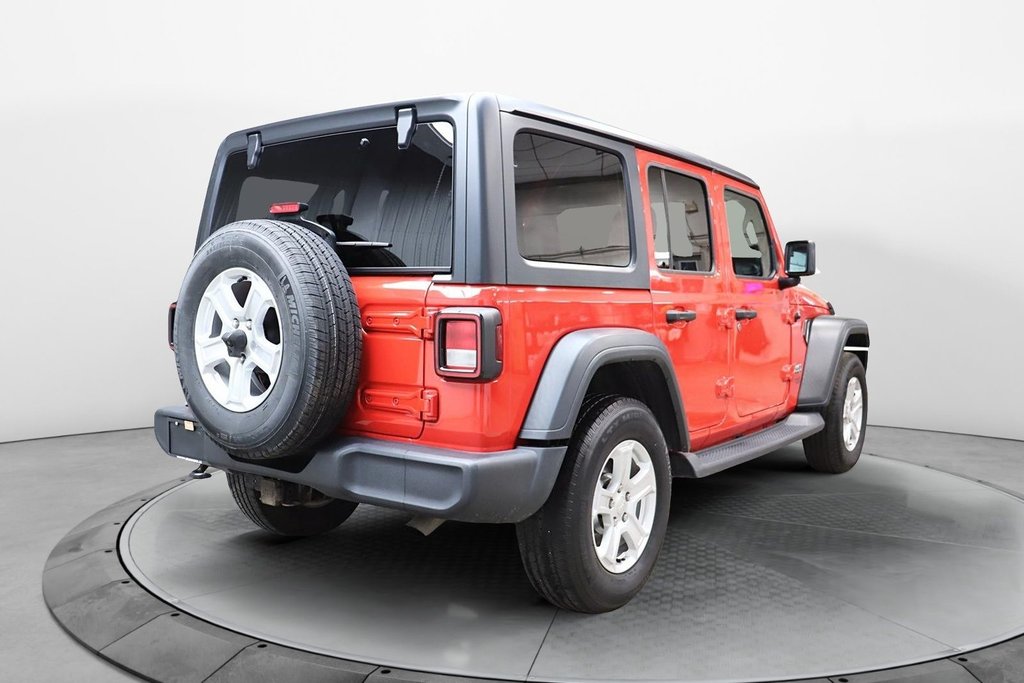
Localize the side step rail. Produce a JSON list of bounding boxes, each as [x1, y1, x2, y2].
[[674, 412, 825, 478]]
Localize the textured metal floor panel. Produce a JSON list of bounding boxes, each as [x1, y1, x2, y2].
[[530, 531, 949, 682], [113, 447, 1024, 682]]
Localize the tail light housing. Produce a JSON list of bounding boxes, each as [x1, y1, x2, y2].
[[435, 307, 503, 381]]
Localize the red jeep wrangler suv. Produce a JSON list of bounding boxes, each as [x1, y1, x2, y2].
[[156, 94, 870, 613]]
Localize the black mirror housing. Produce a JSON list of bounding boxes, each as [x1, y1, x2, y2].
[[784, 240, 816, 277]]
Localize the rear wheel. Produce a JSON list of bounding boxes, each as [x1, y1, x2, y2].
[[227, 472, 357, 537], [516, 396, 671, 613], [803, 352, 867, 473]]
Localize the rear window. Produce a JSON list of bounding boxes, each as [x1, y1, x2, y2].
[[213, 123, 454, 271], [513, 133, 630, 267]]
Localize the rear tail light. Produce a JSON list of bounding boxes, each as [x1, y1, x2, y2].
[[442, 320, 478, 371], [435, 308, 503, 381]]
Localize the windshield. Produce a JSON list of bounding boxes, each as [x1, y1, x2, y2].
[[213, 122, 454, 271]]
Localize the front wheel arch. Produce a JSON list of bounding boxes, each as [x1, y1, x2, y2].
[[798, 316, 870, 410]]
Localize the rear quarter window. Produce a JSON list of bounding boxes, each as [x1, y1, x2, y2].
[[513, 133, 630, 268]]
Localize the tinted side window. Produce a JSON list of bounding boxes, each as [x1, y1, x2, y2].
[[725, 190, 774, 278], [647, 167, 713, 272], [513, 133, 630, 267]]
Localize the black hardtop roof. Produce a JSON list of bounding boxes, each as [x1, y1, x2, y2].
[[492, 94, 758, 188], [235, 93, 758, 188]]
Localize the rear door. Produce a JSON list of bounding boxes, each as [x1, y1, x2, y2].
[[642, 151, 730, 446], [339, 121, 454, 439], [721, 187, 792, 418], [209, 120, 456, 439]]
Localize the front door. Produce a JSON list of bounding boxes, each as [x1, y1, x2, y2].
[[722, 188, 792, 418], [642, 152, 730, 445]]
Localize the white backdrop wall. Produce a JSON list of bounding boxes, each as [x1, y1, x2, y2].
[[1, 0, 1021, 443]]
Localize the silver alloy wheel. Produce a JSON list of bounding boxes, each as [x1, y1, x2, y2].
[[194, 268, 283, 413], [592, 439, 658, 574], [842, 376, 864, 450]]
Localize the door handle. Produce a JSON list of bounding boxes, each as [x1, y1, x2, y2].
[[666, 309, 697, 323], [735, 309, 757, 320]]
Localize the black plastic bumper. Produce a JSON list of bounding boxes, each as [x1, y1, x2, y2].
[[153, 406, 566, 523]]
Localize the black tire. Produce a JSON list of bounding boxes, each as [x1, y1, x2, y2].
[[227, 472, 357, 537], [515, 396, 672, 613], [174, 220, 362, 460], [803, 352, 868, 473]]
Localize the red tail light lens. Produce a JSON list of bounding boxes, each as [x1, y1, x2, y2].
[[442, 320, 478, 371]]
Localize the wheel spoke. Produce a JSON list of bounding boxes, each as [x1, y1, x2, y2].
[[598, 524, 623, 565], [226, 360, 250, 405], [627, 463, 656, 502], [609, 444, 631, 490], [592, 487, 615, 516], [195, 335, 226, 369], [207, 282, 242, 324], [244, 284, 271, 322], [621, 515, 645, 552], [248, 336, 282, 376]]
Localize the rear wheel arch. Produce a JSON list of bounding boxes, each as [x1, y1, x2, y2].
[[518, 328, 689, 452], [585, 361, 685, 453]]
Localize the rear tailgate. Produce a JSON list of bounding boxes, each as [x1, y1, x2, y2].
[[342, 276, 433, 439]]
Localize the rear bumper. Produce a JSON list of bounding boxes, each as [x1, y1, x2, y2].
[[153, 406, 565, 523]]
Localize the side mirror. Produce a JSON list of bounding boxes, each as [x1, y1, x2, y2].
[[784, 240, 816, 277], [779, 240, 815, 289]]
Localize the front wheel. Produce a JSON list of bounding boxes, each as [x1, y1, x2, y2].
[[803, 352, 868, 473], [227, 472, 357, 537], [516, 396, 671, 613]]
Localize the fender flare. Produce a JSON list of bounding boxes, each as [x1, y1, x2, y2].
[[518, 328, 689, 449], [797, 316, 870, 410]]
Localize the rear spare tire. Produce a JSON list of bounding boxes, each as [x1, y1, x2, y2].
[[173, 220, 362, 460]]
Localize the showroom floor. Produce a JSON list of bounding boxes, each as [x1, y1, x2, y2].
[[3, 426, 1022, 681], [0, 429, 185, 681]]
